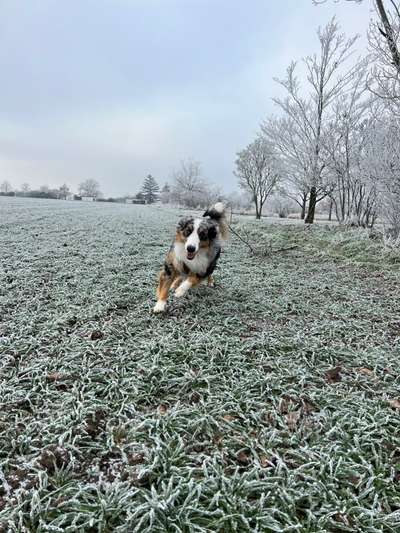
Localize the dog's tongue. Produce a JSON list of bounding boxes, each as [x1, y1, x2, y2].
[[187, 251, 196, 260]]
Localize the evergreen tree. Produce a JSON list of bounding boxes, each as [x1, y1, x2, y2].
[[141, 175, 160, 204]]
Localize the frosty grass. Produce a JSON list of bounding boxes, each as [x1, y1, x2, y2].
[[0, 197, 399, 532]]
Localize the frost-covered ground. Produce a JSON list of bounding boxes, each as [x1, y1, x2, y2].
[[0, 197, 399, 532]]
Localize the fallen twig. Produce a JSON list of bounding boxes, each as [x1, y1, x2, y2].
[[228, 224, 255, 254]]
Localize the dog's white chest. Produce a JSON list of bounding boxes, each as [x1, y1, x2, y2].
[[174, 242, 210, 276]]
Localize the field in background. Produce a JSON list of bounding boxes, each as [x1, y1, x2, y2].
[[0, 197, 399, 532]]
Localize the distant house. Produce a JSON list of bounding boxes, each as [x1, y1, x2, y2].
[[81, 196, 95, 202], [125, 198, 146, 204]]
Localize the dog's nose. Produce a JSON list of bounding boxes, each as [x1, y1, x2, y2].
[[187, 245, 196, 253]]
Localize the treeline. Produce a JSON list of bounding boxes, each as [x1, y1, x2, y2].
[[0, 180, 102, 201]]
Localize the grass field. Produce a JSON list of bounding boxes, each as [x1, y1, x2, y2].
[[1, 197, 400, 532]]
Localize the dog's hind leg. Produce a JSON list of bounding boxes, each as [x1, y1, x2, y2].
[[154, 268, 173, 313], [207, 275, 215, 287]]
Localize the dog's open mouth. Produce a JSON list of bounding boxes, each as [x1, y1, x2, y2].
[[186, 251, 197, 260]]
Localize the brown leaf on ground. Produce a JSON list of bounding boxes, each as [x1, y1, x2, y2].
[[325, 366, 342, 383], [85, 409, 106, 438], [90, 330, 104, 340], [356, 367, 374, 376], [300, 398, 317, 414], [286, 411, 300, 431], [190, 391, 201, 404], [222, 414, 236, 422], [388, 399, 400, 410], [46, 372, 65, 382], [236, 450, 251, 465], [158, 404, 168, 415], [38, 445, 70, 473], [333, 513, 352, 527], [259, 455, 271, 467], [212, 433, 223, 446], [128, 453, 145, 466]]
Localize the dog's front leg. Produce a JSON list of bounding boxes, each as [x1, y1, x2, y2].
[[174, 274, 201, 299], [154, 268, 174, 313], [171, 276, 183, 290]]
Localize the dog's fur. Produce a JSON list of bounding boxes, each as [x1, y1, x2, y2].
[[153, 202, 228, 313]]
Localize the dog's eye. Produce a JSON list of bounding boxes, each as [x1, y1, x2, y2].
[[183, 225, 193, 237], [198, 230, 207, 241]]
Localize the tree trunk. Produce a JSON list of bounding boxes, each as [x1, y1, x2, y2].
[[254, 196, 262, 219], [305, 186, 317, 224], [300, 194, 307, 220], [376, 0, 400, 72], [328, 197, 333, 221]]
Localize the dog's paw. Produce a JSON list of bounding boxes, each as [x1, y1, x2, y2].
[[174, 286, 187, 298], [174, 287, 186, 298], [153, 301, 167, 313]]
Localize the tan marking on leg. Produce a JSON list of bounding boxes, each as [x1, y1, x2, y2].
[[171, 276, 183, 290], [207, 275, 215, 287], [154, 270, 173, 313]]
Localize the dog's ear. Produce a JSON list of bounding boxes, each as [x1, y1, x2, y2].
[[177, 216, 192, 231]]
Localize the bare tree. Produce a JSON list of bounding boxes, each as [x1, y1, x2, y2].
[[170, 159, 209, 207], [79, 179, 101, 198], [21, 183, 30, 195], [368, 1, 400, 106], [160, 183, 171, 204], [361, 110, 400, 236], [235, 137, 281, 219], [58, 184, 70, 200], [322, 67, 379, 226], [274, 19, 359, 223], [315, 1, 400, 105], [262, 116, 313, 219], [0, 180, 12, 193]]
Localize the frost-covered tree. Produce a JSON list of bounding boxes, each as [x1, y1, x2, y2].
[[79, 179, 101, 198], [170, 159, 211, 208], [160, 183, 171, 204], [262, 116, 314, 219], [141, 175, 159, 204], [235, 137, 281, 219], [322, 68, 379, 227], [21, 183, 30, 195], [226, 191, 253, 211], [274, 19, 360, 223], [362, 112, 400, 236], [315, 1, 400, 106], [0, 180, 12, 193], [58, 184, 70, 200]]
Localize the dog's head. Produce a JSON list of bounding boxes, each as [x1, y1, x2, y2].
[[176, 216, 218, 260]]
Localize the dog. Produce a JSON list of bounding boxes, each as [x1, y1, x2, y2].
[[153, 202, 228, 313]]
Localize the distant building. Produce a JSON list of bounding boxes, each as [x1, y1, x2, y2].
[[125, 198, 146, 204], [81, 196, 95, 202]]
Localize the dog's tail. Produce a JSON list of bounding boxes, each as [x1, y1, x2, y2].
[[203, 202, 228, 240]]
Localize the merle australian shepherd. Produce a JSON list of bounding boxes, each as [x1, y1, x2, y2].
[[153, 202, 228, 313]]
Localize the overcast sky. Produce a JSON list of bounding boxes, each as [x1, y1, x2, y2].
[[0, 0, 373, 197]]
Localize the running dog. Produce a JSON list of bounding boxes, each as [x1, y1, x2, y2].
[[153, 202, 228, 313]]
